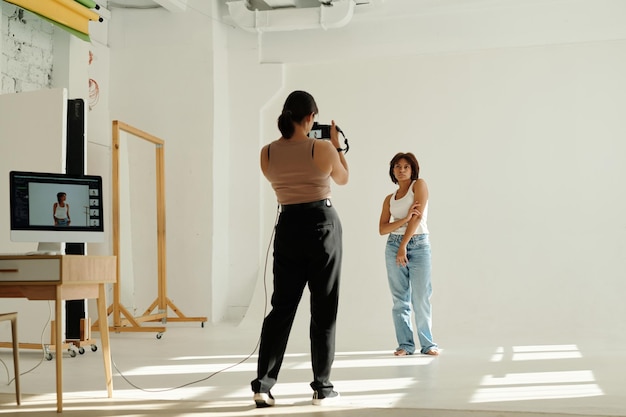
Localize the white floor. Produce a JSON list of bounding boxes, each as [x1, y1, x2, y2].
[[1, 318, 625, 417]]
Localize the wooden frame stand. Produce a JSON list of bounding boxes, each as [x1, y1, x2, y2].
[[93, 121, 206, 336]]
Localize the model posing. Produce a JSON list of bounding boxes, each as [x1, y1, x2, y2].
[[379, 152, 438, 356]]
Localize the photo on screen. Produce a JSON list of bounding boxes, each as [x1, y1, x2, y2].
[[28, 182, 91, 227]]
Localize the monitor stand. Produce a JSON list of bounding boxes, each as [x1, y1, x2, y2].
[[35, 242, 65, 255]]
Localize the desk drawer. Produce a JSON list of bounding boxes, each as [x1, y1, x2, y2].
[[0, 259, 61, 282]]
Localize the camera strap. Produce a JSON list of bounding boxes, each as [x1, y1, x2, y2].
[[337, 129, 349, 154]]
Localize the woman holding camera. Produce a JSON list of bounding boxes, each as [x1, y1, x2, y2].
[[251, 90, 349, 407]]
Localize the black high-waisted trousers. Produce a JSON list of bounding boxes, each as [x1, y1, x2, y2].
[[251, 199, 342, 397]]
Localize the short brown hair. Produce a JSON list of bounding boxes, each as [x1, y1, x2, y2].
[[389, 152, 420, 184]]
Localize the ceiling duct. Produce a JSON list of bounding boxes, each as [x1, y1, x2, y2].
[[227, 0, 356, 32], [264, 0, 297, 7], [153, 0, 187, 12]]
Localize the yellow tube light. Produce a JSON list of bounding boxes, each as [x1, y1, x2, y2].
[[54, 0, 100, 21], [74, 0, 99, 9], [35, 11, 91, 42], [4, 0, 102, 39]]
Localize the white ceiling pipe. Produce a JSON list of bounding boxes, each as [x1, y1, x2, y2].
[[227, 0, 356, 32], [265, 0, 296, 7], [153, 0, 187, 12]]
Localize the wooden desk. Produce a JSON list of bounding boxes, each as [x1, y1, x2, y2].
[[0, 255, 115, 413]]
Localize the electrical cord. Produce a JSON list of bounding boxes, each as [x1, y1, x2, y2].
[[110, 206, 279, 393], [0, 356, 8, 384]]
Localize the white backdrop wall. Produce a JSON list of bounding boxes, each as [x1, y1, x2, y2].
[[250, 40, 626, 351]]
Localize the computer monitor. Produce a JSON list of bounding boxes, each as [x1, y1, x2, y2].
[[9, 171, 104, 254]]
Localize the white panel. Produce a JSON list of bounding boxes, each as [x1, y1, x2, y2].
[[0, 88, 67, 344], [0, 88, 68, 254]]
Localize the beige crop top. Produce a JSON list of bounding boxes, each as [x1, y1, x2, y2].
[[264, 138, 331, 205]]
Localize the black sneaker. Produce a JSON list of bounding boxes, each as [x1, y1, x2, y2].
[[312, 390, 340, 406], [253, 392, 275, 408]]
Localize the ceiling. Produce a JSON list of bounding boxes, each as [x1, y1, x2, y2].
[[104, 0, 536, 27], [104, 0, 577, 22], [103, 0, 626, 50], [107, 0, 369, 10], [105, 0, 562, 12]]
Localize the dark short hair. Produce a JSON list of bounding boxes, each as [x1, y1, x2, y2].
[[277, 90, 319, 139], [389, 152, 420, 184], [56, 192, 66, 202]]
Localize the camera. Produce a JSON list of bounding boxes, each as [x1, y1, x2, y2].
[[308, 122, 340, 140]]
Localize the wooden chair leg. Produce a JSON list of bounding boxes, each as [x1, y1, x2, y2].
[[1, 313, 20, 406], [11, 314, 20, 406]]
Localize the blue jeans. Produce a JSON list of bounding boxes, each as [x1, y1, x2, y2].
[[385, 233, 437, 354]]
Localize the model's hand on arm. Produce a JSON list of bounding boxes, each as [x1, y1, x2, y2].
[[404, 201, 421, 223], [379, 197, 421, 235]]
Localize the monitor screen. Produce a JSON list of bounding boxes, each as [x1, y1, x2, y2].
[[9, 171, 104, 247]]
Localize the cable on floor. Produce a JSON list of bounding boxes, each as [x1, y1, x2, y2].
[[110, 205, 279, 392]]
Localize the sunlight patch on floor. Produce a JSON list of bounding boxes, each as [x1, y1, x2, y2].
[[475, 345, 604, 403], [116, 361, 257, 376], [290, 354, 436, 370], [118, 350, 434, 377], [171, 352, 309, 361], [334, 377, 419, 407], [491, 345, 582, 362], [480, 370, 595, 386], [471, 383, 604, 403]]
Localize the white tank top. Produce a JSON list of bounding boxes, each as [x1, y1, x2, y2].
[[389, 180, 429, 235], [55, 204, 68, 219]]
